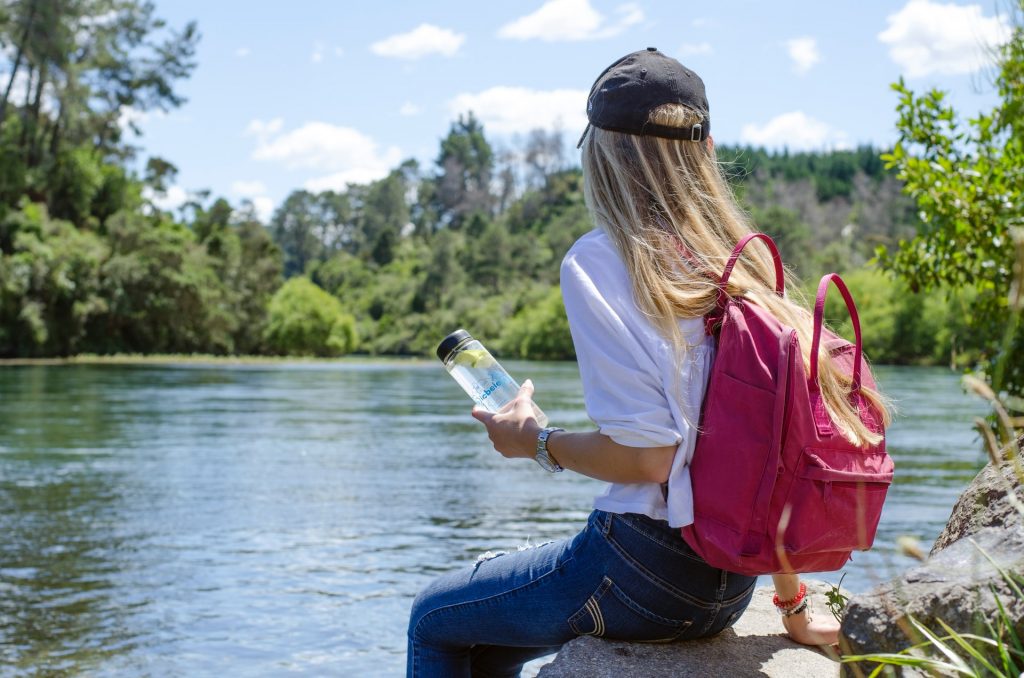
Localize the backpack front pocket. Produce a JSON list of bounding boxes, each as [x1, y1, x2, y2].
[[781, 447, 894, 555]]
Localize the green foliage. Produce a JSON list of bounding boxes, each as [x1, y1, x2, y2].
[[748, 204, 814, 276], [96, 211, 234, 354], [0, 2, 291, 359], [502, 286, 575, 360], [817, 267, 981, 367], [263, 277, 358, 357], [0, 1, 979, 364], [46, 147, 103, 227], [718, 145, 890, 202], [0, 202, 107, 356], [877, 7, 1024, 399], [825, 573, 848, 623]]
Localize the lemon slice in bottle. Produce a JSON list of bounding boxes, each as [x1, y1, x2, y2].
[[452, 348, 494, 369]]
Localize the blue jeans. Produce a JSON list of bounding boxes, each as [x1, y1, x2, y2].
[[407, 510, 756, 677]]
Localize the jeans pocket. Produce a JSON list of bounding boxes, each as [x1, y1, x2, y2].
[[568, 576, 692, 643]]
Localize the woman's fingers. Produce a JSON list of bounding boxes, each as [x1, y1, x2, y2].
[[519, 379, 535, 399], [470, 380, 542, 460]]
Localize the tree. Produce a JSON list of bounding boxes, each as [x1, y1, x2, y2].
[[193, 197, 284, 353], [92, 210, 233, 354], [522, 128, 565, 192], [263, 277, 357, 357], [270, 190, 326, 277], [433, 112, 494, 228], [0, 0, 199, 165], [361, 165, 413, 265], [0, 201, 107, 356], [878, 4, 1024, 401]]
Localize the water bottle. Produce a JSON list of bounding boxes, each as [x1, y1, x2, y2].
[[437, 329, 548, 426]]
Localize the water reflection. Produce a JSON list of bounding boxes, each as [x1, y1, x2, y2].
[[0, 367, 135, 673], [0, 361, 992, 675]]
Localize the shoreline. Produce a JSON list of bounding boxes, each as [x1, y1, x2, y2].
[[0, 354, 954, 371], [0, 353, 437, 367]]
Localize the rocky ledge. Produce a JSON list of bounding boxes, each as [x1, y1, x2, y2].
[[840, 449, 1024, 674], [536, 580, 842, 678]]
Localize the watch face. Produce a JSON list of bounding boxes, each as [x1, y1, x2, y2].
[[535, 452, 557, 472]]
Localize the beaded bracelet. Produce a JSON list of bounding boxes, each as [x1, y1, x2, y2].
[[772, 582, 807, 610], [777, 596, 810, 617]]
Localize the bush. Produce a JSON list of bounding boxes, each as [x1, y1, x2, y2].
[[263, 277, 358, 356], [503, 286, 575, 360], [815, 267, 977, 366]]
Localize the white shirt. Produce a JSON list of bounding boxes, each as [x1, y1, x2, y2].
[[560, 228, 714, 527]]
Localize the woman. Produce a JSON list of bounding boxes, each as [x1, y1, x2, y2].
[[408, 48, 884, 677]]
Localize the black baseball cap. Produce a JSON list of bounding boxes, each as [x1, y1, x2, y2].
[[577, 47, 710, 148]]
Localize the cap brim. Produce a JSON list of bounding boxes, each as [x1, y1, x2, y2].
[[576, 123, 591, 149]]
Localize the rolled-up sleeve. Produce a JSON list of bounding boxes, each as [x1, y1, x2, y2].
[[560, 246, 681, 448]]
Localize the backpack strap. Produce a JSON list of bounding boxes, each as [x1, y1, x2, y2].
[[719, 233, 785, 295], [809, 273, 864, 434], [706, 233, 785, 335]]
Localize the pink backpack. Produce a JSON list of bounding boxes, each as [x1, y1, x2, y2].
[[679, 233, 894, 576]]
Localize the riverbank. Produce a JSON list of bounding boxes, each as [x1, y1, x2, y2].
[[0, 353, 437, 367]]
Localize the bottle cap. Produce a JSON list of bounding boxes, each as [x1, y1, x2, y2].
[[436, 329, 473, 362]]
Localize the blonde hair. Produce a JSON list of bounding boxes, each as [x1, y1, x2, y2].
[[581, 103, 889, 447]]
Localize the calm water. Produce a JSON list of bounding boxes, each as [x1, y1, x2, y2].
[[0, 362, 991, 676]]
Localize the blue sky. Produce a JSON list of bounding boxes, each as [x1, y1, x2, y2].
[[132, 0, 1014, 221]]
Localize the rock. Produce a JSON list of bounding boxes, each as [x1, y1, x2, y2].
[[931, 453, 1024, 554], [536, 580, 841, 678], [841, 526, 1024, 674], [840, 452, 1024, 674]]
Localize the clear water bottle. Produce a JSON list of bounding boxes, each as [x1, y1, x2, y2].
[[437, 329, 548, 426]]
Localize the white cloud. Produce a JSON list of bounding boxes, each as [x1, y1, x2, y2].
[[311, 41, 325, 63], [740, 111, 850, 151], [399, 102, 421, 116], [679, 42, 713, 58], [311, 41, 343, 63], [230, 182, 274, 222], [878, 0, 1012, 77], [235, 47, 251, 58], [246, 119, 402, 191], [498, 0, 643, 42], [786, 37, 820, 74], [448, 87, 587, 134], [304, 169, 395, 192], [230, 180, 267, 197], [117, 105, 149, 134], [370, 24, 465, 59], [245, 117, 284, 139], [251, 197, 275, 222], [245, 196, 278, 223], [143, 185, 188, 212]]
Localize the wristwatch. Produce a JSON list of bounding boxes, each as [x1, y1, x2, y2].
[[535, 427, 565, 472]]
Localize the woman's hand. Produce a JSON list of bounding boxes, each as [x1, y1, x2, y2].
[[471, 380, 543, 460], [781, 606, 840, 647]]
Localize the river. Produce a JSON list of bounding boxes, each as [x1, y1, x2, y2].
[[0, 361, 991, 675]]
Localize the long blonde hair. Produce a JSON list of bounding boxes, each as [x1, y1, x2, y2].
[[581, 103, 889, 447]]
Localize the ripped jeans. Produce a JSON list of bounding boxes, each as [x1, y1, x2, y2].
[[407, 510, 756, 677]]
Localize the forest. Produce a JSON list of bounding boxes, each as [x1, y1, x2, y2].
[[0, 0, 1013, 389]]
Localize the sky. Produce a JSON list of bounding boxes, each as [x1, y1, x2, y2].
[[131, 0, 1015, 222]]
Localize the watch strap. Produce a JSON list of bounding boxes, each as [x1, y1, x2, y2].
[[535, 427, 565, 472]]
